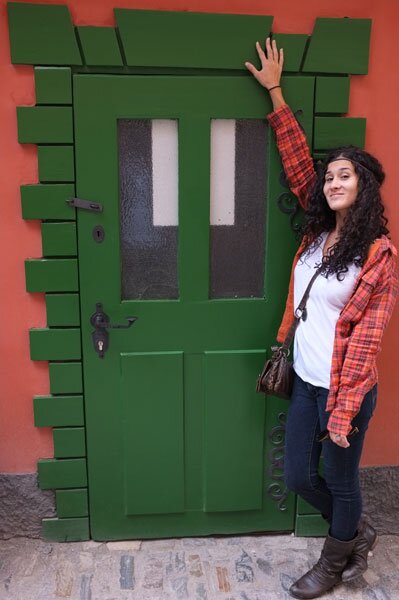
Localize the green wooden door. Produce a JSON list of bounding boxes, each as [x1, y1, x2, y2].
[[74, 74, 314, 540]]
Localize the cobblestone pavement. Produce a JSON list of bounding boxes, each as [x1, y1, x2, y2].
[[1, 533, 398, 600]]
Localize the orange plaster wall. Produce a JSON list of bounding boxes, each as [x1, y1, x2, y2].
[[1, 0, 398, 472]]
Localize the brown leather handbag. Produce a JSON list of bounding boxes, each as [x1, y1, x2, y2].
[[256, 267, 322, 399]]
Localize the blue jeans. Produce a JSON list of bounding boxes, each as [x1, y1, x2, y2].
[[284, 373, 377, 541]]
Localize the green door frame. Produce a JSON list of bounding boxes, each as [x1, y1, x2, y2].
[[8, 2, 371, 541]]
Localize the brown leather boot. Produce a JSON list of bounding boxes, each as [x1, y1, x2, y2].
[[289, 534, 356, 599], [341, 516, 378, 582]]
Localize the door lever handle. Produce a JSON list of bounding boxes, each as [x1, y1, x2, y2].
[[90, 303, 138, 358]]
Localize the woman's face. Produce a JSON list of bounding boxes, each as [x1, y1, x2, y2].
[[323, 159, 359, 216]]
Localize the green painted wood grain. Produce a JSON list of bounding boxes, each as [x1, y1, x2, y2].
[[21, 184, 76, 221], [295, 514, 329, 537], [314, 117, 366, 149], [315, 77, 349, 114], [38, 146, 75, 182], [271, 34, 308, 72], [46, 294, 80, 327], [38, 458, 87, 489], [115, 9, 273, 69], [17, 107, 73, 144], [29, 328, 81, 361], [41, 222, 77, 257], [34, 395, 84, 427], [303, 18, 371, 74], [77, 27, 123, 66], [34, 67, 72, 104], [49, 362, 83, 395], [42, 517, 89, 541], [25, 259, 78, 292], [56, 489, 89, 518], [53, 428, 86, 458], [7, 2, 82, 65]]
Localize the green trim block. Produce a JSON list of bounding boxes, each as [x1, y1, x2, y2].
[[29, 328, 81, 361], [53, 427, 86, 458], [25, 259, 78, 292], [295, 514, 329, 537], [56, 489, 88, 518], [38, 458, 87, 489], [34, 395, 84, 427], [272, 34, 308, 72], [46, 294, 80, 327], [314, 117, 366, 149], [303, 18, 371, 74], [315, 77, 350, 114], [38, 147, 75, 182], [34, 67, 72, 104], [7, 2, 82, 65], [41, 222, 77, 257], [42, 517, 89, 542], [115, 9, 273, 69], [21, 184, 76, 221], [297, 496, 318, 516], [77, 26, 123, 66], [49, 362, 83, 395], [17, 107, 73, 144]]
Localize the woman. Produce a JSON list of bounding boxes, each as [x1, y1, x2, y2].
[[246, 38, 398, 599]]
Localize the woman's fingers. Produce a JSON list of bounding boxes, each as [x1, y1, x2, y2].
[[244, 61, 260, 78], [255, 41, 267, 67], [272, 38, 279, 62], [279, 47, 284, 67]]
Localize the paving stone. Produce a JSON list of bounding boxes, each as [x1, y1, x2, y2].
[[119, 555, 134, 590], [106, 540, 142, 551]]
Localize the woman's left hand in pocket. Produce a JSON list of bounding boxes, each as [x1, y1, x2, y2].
[[329, 431, 350, 448]]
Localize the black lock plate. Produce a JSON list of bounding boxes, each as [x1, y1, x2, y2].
[[93, 225, 105, 243]]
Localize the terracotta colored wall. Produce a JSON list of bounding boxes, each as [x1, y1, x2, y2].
[[1, 0, 398, 472]]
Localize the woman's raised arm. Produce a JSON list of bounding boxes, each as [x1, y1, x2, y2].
[[246, 38, 316, 209]]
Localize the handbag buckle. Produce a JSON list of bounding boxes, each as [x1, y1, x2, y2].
[[294, 307, 307, 321], [271, 345, 290, 357]]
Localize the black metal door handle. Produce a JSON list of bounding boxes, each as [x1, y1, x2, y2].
[[90, 303, 138, 358]]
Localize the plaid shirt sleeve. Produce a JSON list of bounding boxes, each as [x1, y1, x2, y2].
[[267, 104, 317, 209], [327, 252, 399, 436]]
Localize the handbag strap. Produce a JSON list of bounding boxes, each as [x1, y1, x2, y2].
[[280, 266, 324, 353]]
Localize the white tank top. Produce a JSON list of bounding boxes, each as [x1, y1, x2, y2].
[[293, 233, 361, 389]]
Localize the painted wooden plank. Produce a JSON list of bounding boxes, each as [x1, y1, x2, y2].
[[17, 107, 73, 144], [314, 117, 366, 149], [46, 294, 80, 327], [21, 184, 76, 221], [29, 328, 81, 361], [42, 517, 89, 542], [204, 350, 265, 512], [34, 395, 84, 427], [41, 223, 77, 257], [56, 489, 89, 518], [297, 496, 319, 515], [295, 514, 329, 537], [303, 18, 371, 74], [7, 2, 82, 65], [49, 362, 83, 395], [34, 67, 72, 104], [53, 428, 86, 458], [38, 458, 87, 490], [25, 259, 78, 292], [121, 352, 185, 515], [77, 26, 123, 66], [271, 34, 308, 72], [38, 146, 75, 182], [115, 9, 273, 69], [315, 77, 349, 114]]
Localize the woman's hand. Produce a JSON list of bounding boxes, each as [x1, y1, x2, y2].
[[245, 37, 284, 90], [329, 431, 350, 448]]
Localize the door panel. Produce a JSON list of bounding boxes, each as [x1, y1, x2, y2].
[[74, 74, 314, 539]]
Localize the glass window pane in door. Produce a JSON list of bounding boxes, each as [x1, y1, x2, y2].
[[118, 119, 179, 300], [209, 119, 268, 299]]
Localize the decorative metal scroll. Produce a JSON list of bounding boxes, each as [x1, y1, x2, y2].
[[266, 411, 289, 512], [276, 109, 305, 233]]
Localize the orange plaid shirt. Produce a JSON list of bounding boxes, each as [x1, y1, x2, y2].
[[268, 104, 399, 436]]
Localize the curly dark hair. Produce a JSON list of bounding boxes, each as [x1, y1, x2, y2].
[[301, 145, 389, 280]]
